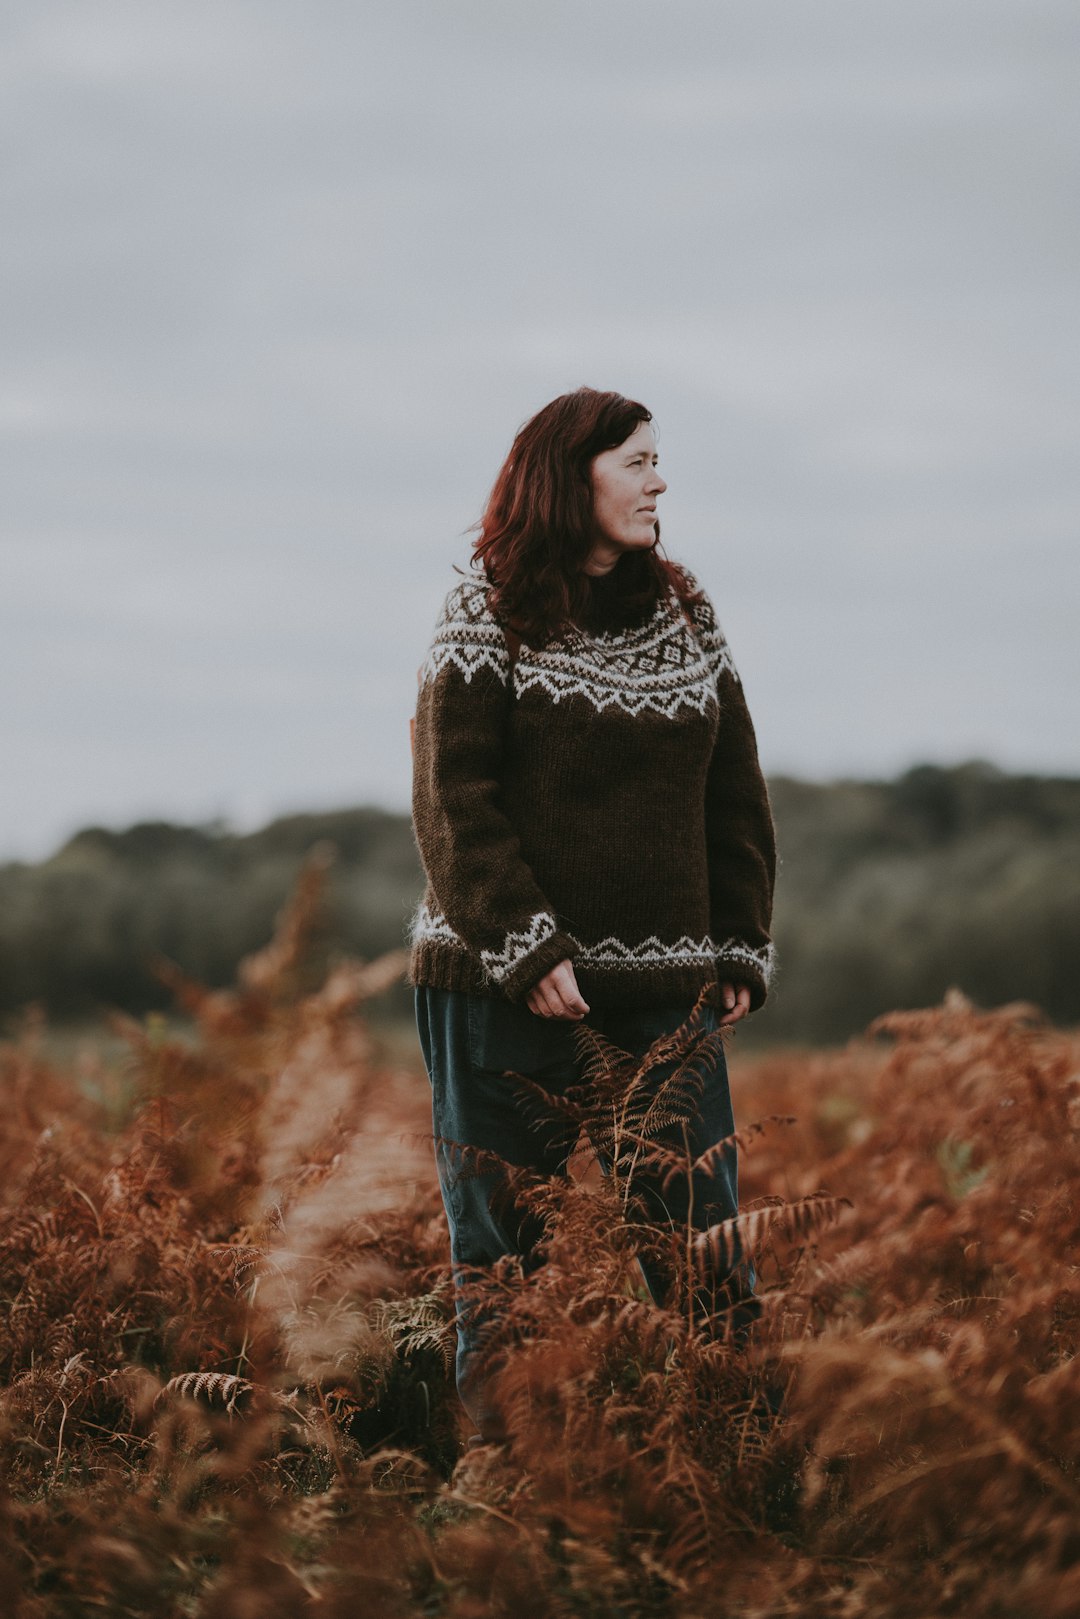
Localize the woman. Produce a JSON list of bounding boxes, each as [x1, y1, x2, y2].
[[410, 387, 776, 1443]]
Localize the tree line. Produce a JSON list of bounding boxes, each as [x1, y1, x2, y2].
[[2, 763, 1077, 1044]]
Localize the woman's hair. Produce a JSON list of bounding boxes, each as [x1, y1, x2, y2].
[[472, 386, 699, 644]]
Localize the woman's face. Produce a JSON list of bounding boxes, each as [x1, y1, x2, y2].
[[585, 419, 667, 575]]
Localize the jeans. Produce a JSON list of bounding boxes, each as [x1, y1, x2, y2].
[[415, 985, 755, 1440]]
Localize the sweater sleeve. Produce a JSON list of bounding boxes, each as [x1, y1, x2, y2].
[[691, 589, 777, 1010], [411, 580, 580, 1001]]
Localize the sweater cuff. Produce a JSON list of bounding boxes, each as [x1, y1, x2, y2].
[[714, 939, 776, 1012], [481, 913, 580, 1002]]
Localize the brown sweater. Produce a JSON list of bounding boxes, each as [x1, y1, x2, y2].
[[409, 570, 776, 1010]]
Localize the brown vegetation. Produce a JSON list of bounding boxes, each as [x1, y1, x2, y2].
[[1, 862, 1078, 1616]]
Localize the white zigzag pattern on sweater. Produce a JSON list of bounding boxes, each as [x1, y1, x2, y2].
[[411, 903, 557, 985], [716, 938, 777, 985], [479, 912, 558, 983], [420, 578, 739, 718], [577, 933, 774, 985], [411, 902, 461, 948], [412, 903, 774, 987], [574, 933, 716, 969]]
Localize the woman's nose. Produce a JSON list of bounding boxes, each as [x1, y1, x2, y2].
[[648, 470, 667, 494]]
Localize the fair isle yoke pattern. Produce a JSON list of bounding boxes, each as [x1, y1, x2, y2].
[[422, 574, 739, 719], [686, 585, 741, 685], [419, 579, 511, 688], [513, 604, 731, 719]]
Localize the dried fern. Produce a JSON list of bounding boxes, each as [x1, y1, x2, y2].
[[2, 864, 1078, 1617]]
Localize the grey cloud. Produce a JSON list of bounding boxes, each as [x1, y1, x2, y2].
[[3, 0, 1078, 858]]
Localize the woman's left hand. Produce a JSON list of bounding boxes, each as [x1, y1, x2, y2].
[[526, 958, 590, 1020], [717, 982, 751, 1027]]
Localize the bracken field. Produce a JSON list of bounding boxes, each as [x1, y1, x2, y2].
[[2, 858, 1079, 1618]]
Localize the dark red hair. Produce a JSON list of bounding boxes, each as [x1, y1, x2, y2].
[[472, 387, 699, 645]]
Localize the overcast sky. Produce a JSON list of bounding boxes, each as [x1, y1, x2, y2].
[[4, 0, 1078, 862]]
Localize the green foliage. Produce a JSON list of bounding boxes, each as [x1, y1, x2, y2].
[[0, 808, 423, 1021], [2, 764, 1079, 1043], [766, 762, 1080, 1040]]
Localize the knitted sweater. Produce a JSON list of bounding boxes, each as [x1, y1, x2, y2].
[[409, 570, 776, 1010]]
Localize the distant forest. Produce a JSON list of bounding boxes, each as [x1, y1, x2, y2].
[[2, 763, 1078, 1044]]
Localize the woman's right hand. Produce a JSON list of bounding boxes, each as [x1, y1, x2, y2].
[[526, 959, 590, 1020]]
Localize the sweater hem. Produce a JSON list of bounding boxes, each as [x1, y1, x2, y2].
[[409, 941, 769, 1012]]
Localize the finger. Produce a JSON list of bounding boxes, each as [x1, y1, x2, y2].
[[719, 981, 737, 1013], [550, 962, 589, 1019], [536, 978, 567, 1019], [527, 961, 589, 1020], [527, 978, 558, 1017], [547, 985, 580, 1020], [718, 987, 752, 1026], [555, 987, 589, 1019]]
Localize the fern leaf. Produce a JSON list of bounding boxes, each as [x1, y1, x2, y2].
[[694, 1192, 852, 1276]]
